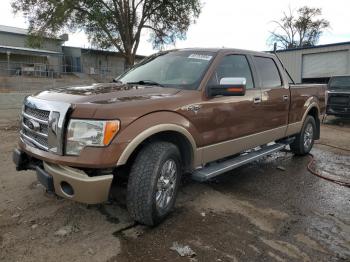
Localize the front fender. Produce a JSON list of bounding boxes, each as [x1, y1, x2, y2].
[[113, 111, 201, 166]]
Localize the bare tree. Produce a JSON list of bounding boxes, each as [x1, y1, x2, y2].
[[12, 0, 202, 66], [269, 6, 330, 50]]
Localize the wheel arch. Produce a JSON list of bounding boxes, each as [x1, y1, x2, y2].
[[302, 102, 320, 140], [116, 124, 197, 172]]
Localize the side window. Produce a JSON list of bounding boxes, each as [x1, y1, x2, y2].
[[254, 56, 282, 88], [209, 55, 254, 89]]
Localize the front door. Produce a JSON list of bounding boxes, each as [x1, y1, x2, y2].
[[193, 54, 263, 163]]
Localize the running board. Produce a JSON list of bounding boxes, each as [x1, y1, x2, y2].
[[191, 143, 286, 182]]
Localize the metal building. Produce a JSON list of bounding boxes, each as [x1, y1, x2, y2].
[[62, 46, 145, 82], [275, 42, 350, 84], [0, 25, 146, 81], [0, 25, 67, 76]]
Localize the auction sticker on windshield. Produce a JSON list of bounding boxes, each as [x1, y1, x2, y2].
[[188, 54, 213, 61]]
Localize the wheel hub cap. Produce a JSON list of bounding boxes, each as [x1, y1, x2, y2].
[[156, 159, 177, 211], [303, 123, 314, 150]]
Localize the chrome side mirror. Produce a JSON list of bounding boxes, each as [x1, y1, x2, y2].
[[208, 77, 247, 97]]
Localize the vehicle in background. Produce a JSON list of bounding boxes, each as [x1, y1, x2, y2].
[[326, 75, 350, 117]]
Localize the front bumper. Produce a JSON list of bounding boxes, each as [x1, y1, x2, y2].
[[326, 105, 350, 117], [13, 149, 113, 204], [18, 137, 127, 169]]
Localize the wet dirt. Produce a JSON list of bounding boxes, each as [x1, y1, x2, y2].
[[0, 116, 349, 261]]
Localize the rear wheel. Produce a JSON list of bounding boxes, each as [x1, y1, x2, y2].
[[126, 141, 181, 226], [290, 115, 316, 155]]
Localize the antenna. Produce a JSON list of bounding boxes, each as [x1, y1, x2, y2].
[[273, 43, 295, 85]]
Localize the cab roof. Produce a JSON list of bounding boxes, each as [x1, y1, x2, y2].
[[175, 47, 276, 58]]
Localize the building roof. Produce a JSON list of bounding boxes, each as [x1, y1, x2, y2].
[[0, 25, 28, 36], [0, 45, 63, 56], [79, 46, 272, 59], [275, 41, 350, 53], [0, 24, 65, 41], [65, 46, 146, 59]]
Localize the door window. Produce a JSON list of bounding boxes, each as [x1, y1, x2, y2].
[[209, 55, 254, 89], [254, 56, 282, 88]]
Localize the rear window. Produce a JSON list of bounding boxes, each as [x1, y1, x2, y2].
[[254, 56, 282, 88]]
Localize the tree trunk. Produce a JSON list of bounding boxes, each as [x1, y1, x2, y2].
[[125, 52, 135, 69]]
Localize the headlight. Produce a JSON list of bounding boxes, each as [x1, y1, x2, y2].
[[66, 119, 120, 155]]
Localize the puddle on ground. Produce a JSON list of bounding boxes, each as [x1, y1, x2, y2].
[[294, 233, 328, 254], [191, 188, 288, 233], [189, 239, 239, 261], [249, 150, 294, 169], [311, 148, 350, 179], [92, 203, 139, 238], [307, 212, 350, 260], [260, 237, 311, 262], [267, 251, 285, 262]]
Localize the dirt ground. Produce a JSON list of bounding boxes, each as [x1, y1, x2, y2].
[[0, 116, 349, 262]]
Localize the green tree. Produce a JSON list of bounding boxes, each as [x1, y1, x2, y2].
[[12, 0, 202, 66], [269, 6, 330, 50]]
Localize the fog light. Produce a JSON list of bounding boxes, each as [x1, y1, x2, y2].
[[60, 181, 74, 196]]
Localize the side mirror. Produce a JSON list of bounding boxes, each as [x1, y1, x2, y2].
[[208, 77, 246, 97]]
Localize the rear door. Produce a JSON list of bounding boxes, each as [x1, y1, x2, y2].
[[253, 56, 290, 137]]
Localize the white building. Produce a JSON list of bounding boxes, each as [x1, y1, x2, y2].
[[0, 25, 145, 80], [0, 25, 66, 76], [275, 42, 350, 84]]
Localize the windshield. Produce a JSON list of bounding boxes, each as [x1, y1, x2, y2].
[[329, 76, 350, 90], [117, 51, 216, 90]]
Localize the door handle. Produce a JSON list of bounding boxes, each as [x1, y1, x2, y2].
[[253, 97, 261, 104], [283, 95, 289, 101]]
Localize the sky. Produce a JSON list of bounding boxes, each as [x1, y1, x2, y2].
[[1, 0, 349, 56]]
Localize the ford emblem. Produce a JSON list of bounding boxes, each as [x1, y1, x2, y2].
[[27, 119, 40, 132]]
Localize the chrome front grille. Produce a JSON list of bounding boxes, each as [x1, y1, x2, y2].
[[21, 105, 50, 151], [24, 106, 50, 121], [22, 128, 49, 148], [20, 96, 71, 154], [328, 95, 349, 105]]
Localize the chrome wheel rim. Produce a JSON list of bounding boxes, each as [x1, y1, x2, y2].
[[303, 123, 314, 150], [156, 159, 177, 212]]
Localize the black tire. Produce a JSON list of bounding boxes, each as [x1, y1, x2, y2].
[[290, 115, 316, 155], [126, 141, 181, 226]]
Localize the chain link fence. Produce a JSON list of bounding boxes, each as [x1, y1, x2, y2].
[[0, 61, 121, 92]]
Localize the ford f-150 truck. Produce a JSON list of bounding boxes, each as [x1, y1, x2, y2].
[[13, 48, 325, 226]]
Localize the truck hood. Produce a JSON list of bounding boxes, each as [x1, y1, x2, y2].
[[31, 83, 195, 126], [33, 83, 182, 104]]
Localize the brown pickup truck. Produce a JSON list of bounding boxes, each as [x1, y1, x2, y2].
[[13, 48, 325, 226]]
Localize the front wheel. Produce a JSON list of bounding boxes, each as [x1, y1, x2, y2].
[[290, 115, 316, 155], [126, 141, 181, 226]]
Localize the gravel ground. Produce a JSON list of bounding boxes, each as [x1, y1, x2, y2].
[[0, 117, 349, 262]]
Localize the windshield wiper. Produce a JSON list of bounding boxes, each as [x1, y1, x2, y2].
[[112, 78, 123, 83], [126, 80, 164, 87]]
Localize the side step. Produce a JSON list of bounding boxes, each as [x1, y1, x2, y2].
[[191, 143, 286, 182]]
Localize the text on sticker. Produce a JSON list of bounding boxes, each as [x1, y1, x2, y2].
[[188, 54, 212, 61]]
